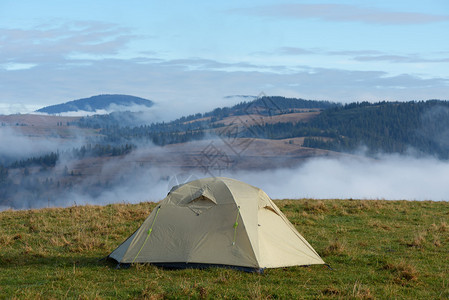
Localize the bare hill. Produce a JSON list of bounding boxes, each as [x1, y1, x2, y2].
[[36, 94, 154, 114], [0, 114, 98, 139]]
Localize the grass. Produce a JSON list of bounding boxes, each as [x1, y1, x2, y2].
[[0, 199, 448, 299]]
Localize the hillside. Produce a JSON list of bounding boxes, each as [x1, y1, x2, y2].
[[0, 114, 98, 140], [0, 137, 344, 209], [255, 100, 449, 158], [1, 199, 448, 298], [74, 97, 449, 158], [3, 96, 449, 209], [74, 96, 335, 130], [36, 94, 154, 114]]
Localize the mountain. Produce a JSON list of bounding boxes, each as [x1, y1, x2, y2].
[[4, 96, 449, 208], [75, 96, 337, 129], [28, 96, 449, 159], [36, 94, 154, 114], [74, 97, 449, 158]]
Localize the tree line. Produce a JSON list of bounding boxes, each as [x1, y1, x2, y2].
[[5, 144, 135, 169], [70, 98, 449, 157], [244, 100, 449, 158], [73, 96, 336, 145]]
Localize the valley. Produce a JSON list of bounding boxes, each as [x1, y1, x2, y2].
[[1, 95, 449, 209]]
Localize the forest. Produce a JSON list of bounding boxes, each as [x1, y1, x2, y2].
[[74, 97, 449, 158], [248, 100, 449, 158], [2, 97, 449, 208], [3, 97, 449, 172]]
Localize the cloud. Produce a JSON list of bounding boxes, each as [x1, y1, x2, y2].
[[53, 103, 153, 117], [233, 4, 449, 25], [1, 57, 449, 117], [157, 58, 268, 72], [256, 48, 383, 57], [353, 55, 449, 63], [2, 115, 449, 210], [79, 153, 449, 205], [1, 20, 448, 117], [0, 126, 84, 162], [327, 50, 384, 56], [55, 162, 170, 209], [0, 21, 136, 66], [56, 103, 175, 126], [278, 47, 316, 55], [229, 154, 449, 201], [265, 47, 449, 66], [0, 146, 173, 210], [0, 102, 40, 115], [4, 141, 449, 211]]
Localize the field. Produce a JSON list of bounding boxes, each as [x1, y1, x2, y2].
[[1, 199, 448, 299]]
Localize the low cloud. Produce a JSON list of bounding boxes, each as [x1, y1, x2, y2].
[[57, 103, 154, 117], [57, 153, 449, 207], [0, 144, 180, 210], [59, 102, 186, 125], [2, 139, 449, 211], [227, 154, 449, 201], [59, 165, 170, 208], [0, 127, 83, 162]]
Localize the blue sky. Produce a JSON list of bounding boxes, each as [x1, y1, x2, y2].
[[1, 0, 449, 116]]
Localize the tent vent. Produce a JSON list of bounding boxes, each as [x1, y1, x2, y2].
[[187, 195, 216, 215], [263, 205, 280, 216]]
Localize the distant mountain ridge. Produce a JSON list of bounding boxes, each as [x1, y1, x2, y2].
[[36, 94, 154, 114], [74, 97, 449, 158]]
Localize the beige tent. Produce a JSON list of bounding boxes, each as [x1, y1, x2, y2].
[[108, 177, 324, 271]]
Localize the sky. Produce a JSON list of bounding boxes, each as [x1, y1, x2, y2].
[[1, 0, 449, 117]]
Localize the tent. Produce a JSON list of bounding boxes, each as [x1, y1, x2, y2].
[[108, 177, 324, 272]]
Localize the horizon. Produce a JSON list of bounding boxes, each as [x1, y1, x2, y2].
[[2, 93, 449, 119], [1, 1, 448, 116], [2, 98, 449, 208]]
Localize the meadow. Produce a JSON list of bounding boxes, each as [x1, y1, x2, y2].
[[1, 199, 448, 299]]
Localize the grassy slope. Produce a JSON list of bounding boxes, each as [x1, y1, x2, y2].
[[0, 200, 448, 299]]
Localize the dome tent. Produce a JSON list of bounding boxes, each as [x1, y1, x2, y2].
[[108, 177, 324, 272]]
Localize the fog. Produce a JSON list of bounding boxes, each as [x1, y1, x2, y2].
[[55, 95, 253, 123], [230, 154, 449, 201], [2, 116, 449, 211], [59, 166, 170, 208], [94, 152, 449, 206], [2, 148, 449, 211], [58, 152, 449, 209], [0, 127, 84, 162], [57, 103, 154, 117]]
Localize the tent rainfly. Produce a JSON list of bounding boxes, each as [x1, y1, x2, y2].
[[108, 177, 325, 272]]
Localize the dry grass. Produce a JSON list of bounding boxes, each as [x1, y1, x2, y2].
[[407, 232, 427, 248], [438, 221, 448, 232], [323, 240, 347, 256], [1, 199, 449, 299], [383, 261, 419, 285], [352, 280, 374, 299], [368, 220, 392, 231], [303, 200, 328, 213]]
